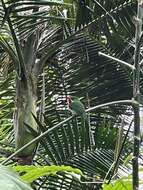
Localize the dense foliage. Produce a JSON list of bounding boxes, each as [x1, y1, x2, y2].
[[0, 0, 142, 189]]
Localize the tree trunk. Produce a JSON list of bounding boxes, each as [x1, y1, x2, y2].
[[14, 72, 38, 165]]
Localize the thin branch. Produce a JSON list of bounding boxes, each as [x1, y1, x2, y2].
[[38, 71, 45, 124], [139, 58, 143, 66], [92, 0, 114, 20], [0, 38, 18, 65], [86, 100, 134, 113], [13, 15, 75, 21], [106, 119, 133, 183], [98, 52, 135, 71], [8, 1, 72, 8]]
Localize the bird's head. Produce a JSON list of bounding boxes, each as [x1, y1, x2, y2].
[[66, 96, 79, 106], [66, 95, 72, 106]]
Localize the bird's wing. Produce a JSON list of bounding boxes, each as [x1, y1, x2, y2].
[[71, 100, 86, 115]]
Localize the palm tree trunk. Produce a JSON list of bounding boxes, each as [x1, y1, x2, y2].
[[14, 73, 38, 164]]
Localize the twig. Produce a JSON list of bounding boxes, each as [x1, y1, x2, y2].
[[98, 52, 135, 71], [106, 119, 133, 183], [86, 99, 134, 113]]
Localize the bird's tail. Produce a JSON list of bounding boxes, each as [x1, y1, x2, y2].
[[82, 112, 88, 122], [82, 113, 91, 149]]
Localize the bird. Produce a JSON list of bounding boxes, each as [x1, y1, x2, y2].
[[66, 96, 91, 150], [66, 96, 87, 121]]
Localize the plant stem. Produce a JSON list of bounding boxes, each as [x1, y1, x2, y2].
[[98, 52, 135, 71], [86, 99, 134, 112], [133, 105, 140, 190], [106, 119, 133, 183], [1, 0, 26, 76], [132, 1, 143, 189]]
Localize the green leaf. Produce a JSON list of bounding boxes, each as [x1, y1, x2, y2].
[[13, 165, 83, 183], [0, 165, 33, 190], [103, 176, 132, 190]]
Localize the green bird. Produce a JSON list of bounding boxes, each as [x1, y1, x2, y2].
[[67, 96, 91, 150], [66, 96, 87, 121]]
